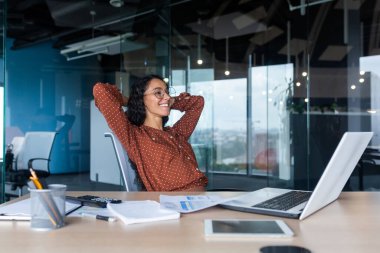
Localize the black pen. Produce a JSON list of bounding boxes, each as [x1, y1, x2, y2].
[[79, 212, 116, 222], [65, 204, 83, 216]]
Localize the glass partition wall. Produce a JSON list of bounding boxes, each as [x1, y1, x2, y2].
[[2, 0, 380, 201], [2, 1, 172, 199], [173, 0, 380, 192]]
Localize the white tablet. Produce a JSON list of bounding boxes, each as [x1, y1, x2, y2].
[[204, 219, 294, 238]]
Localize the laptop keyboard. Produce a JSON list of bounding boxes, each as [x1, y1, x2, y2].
[[253, 191, 312, 211]]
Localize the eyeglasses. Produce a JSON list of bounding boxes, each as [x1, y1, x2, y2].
[[145, 87, 176, 99]]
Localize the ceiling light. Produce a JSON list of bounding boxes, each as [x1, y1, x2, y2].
[[287, 0, 334, 12], [360, 71, 365, 75], [367, 109, 377, 114], [197, 19, 203, 65], [296, 81, 301, 87], [61, 33, 133, 54], [359, 78, 365, 83], [76, 39, 121, 54], [109, 0, 124, 8], [60, 32, 134, 61], [225, 37, 230, 76], [351, 85, 356, 90], [302, 71, 307, 77], [65, 48, 108, 61]]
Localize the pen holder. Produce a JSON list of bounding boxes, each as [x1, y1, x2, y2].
[[29, 184, 67, 230]]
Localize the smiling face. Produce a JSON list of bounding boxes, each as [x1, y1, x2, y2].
[[143, 78, 171, 120]]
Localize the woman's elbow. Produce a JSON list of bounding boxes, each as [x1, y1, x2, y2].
[[197, 95, 205, 109], [93, 82, 104, 97]]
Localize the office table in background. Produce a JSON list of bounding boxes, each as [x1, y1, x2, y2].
[[0, 191, 380, 253]]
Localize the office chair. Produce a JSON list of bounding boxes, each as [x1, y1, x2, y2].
[[6, 131, 57, 197], [104, 132, 144, 192], [10, 136, 25, 158], [104, 132, 241, 192]]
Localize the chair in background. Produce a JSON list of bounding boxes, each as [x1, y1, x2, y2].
[[6, 131, 57, 197], [356, 147, 380, 190], [10, 136, 25, 158], [5, 136, 25, 172], [104, 132, 144, 192]]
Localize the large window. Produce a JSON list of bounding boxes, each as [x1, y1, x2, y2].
[[251, 64, 293, 182]]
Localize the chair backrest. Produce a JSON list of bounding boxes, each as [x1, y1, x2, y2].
[[104, 132, 144, 192], [11, 136, 25, 158], [16, 131, 57, 173]]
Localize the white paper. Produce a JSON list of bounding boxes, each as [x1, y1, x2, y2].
[[107, 200, 180, 225], [0, 198, 82, 221], [159, 195, 231, 213]]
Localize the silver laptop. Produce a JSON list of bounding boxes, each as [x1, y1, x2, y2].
[[220, 132, 373, 220]]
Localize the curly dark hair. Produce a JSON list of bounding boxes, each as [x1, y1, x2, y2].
[[126, 74, 169, 126]]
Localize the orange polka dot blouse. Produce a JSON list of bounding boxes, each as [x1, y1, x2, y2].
[[93, 83, 208, 191]]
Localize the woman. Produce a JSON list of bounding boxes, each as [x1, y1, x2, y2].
[[93, 74, 208, 191]]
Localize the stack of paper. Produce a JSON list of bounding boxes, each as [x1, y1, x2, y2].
[[159, 195, 232, 213], [107, 200, 180, 225], [0, 198, 82, 221]]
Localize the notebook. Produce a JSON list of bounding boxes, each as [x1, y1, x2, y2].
[[220, 132, 373, 220], [107, 200, 180, 225]]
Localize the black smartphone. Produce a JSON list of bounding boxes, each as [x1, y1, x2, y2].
[[260, 246, 312, 253], [66, 195, 122, 208]]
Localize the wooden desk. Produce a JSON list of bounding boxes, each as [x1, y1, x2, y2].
[[1, 191, 380, 253]]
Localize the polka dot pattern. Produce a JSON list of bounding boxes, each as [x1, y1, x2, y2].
[[93, 82, 208, 191]]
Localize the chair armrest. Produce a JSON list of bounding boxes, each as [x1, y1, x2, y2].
[[361, 159, 377, 165], [28, 158, 51, 171]]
